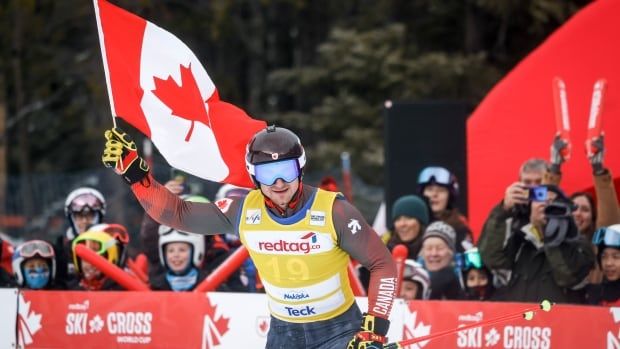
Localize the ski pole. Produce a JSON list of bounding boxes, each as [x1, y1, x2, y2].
[[384, 300, 553, 349]]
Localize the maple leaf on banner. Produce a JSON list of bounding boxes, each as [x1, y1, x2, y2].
[[152, 63, 210, 142], [204, 294, 230, 346], [18, 293, 42, 346]]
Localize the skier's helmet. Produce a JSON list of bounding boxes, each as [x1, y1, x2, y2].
[[12, 240, 56, 288], [64, 187, 106, 235], [158, 225, 205, 270], [71, 229, 119, 274], [245, 125, 306, 187], [89, 223, 130, 267], [403, 259, 431, 300], [593, 224, 620, 263]]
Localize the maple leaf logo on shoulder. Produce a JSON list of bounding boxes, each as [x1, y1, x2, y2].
[[152, 63, 212, 142], [201, 294, 230, 348], [17, 293, 43, 346]]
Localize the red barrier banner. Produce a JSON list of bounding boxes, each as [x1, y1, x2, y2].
[[16, 290, 619, 348], [20, 291, 235, 348], [400, 300, 619, 349]]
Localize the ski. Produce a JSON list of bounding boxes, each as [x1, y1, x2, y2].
[[586, 78, 607, 157], [552, 77, 572, 161]]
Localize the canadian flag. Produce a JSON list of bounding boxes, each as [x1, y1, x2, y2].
[[94, 0, 266, 187]]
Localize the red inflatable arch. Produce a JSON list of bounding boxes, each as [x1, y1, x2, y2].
[[467, 0, 620, 237]]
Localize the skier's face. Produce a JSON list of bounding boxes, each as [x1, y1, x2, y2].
[[601, 247, 620, 282], [260, 178, 300, 210], [423, 184, 449, 214], [394, 216, 422, 242], [165, 242, 192, 273], [421, 237, 453, 272]]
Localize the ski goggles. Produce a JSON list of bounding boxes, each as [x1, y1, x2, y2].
[[593, 226, 620, 248], [459, 249, 483, 270], [74, 238, 116, 255], [69, 194, 103, 213], [254, 159, 300, 186], [102, 224, 130, 245], [418, 167, 451, 186], [16, 240, 55, 259]]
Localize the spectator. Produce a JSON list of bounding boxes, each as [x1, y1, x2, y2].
[[12, 240, 60, 290], [386, 195, 429, 259], [141, 192, 244, 292], [417, 166, 473, 252], [586, 225, 620, 305], [478, 184, 595, 303], [458, 248, 494, 301], [400, 259, 431, 301], [546, 134, 620, 285], [570, 192, 597, 239], [68, 229, 123, 291], [419, 221, 464, 300], [150, 225, 208, 291], [54, 187, 107, 285]]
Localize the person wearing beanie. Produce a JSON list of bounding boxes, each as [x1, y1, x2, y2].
[[360, 195, 429, 292], [386, 195, 429, 260], [419, 221, 464, 300]]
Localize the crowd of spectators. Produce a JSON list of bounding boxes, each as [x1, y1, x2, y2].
[[0, 135, 618, 307]]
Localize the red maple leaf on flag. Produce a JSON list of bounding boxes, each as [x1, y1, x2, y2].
[[152, 63, 211, 142], [204, 295, 230, 346]]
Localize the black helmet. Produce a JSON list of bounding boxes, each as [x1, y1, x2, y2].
[[245, 125, 306, 185]]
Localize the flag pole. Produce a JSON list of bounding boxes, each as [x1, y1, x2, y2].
[[93, 0, 117, 127]]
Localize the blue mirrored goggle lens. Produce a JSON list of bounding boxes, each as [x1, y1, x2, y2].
[[463, 250, 483, 269], [254, 159, 300, 186], [593, 227, 620, 247], [418, 167, 451, 185]]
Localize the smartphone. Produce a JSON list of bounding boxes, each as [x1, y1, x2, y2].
[[528, 186, 548, 202]]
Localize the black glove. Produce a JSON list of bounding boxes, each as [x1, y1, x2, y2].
[[587, 135, 605, 175], [102, 127, 149, 184], [347, 313, 390, 349], [549, 134, 569, 174]]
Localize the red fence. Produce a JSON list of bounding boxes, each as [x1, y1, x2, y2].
[[8, 290, 620, 349]]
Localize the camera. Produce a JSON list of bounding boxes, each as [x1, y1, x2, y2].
[[528, 186, 548, 202], [544, 201, 575, 218]]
